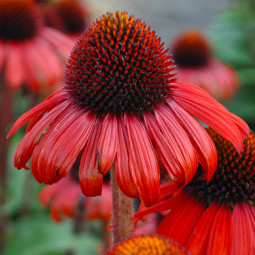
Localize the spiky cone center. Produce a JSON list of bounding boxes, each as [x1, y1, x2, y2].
[[0, 0, 40, 41], [105, 236, 187, 255], [55, 0, 87, 34], [64, 11, 176, 115], [172, 29, 211, 67], [185, 129, 255, 210]]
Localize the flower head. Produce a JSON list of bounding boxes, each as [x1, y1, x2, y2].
[[65, 11, 176, 114], [0, 0, 39, 41], [38, 0, 90, 38], [105, 236, 187, 255], [0, 0, 73, 91], [8, 12, 248, 206], [171, 29, 239, 101], [135, 129, 255, 255]]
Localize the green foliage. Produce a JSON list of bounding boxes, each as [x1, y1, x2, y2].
[[209, 9, 255, 129], [4, 214, 100, 255]]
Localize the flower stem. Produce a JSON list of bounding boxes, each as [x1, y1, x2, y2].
[[101, 220, 111, 251], [111, 166, 134, 245], [0, 78, 13, 253]]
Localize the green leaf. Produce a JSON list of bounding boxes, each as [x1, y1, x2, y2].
[[4, 214, 100, 255]]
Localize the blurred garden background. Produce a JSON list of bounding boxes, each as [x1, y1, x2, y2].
[[1, 0, 255, 254]]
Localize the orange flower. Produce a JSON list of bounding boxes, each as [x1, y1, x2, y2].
[[8, 12, 248, 206], [171, 29, 239, 101], [105, 236, 187, 255], [135, 129, 255, 255]]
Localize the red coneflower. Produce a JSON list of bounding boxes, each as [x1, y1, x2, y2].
[[171, 29, 239, 101], [39, 175, 112, 223], [135, 129, 255, 255], [7, 11, 248, 207], [0, 0, 73, 92], [105, 236, 188, 255], [37, 0, 90, 41]]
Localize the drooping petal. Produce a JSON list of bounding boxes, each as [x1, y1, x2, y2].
[[86, 184, 112, 221], [14, 100, 70, 170], [144, 112, 186, 184], [166, 99, 217, 180], [115, 116, 138, 198], [207, 204, 232, 255], [186, 203, 220, 255], [159, 182, 179, 200], [40, 27, 73, 58], [30, 107, 95, 184], [7, 89, 67, 139], [231, 203, 253, 255], [5, 42, 25, 89], [21, 40, 42, 91], [34, 37, 63, 86], [0, 41, 6, 71], [98, 113, 117, 174], [170, 81, 249, 153], [79, 118, 103, 196], [157, 194, 204, 246], [124, 113, 160, 206], [153, 103, 198, 184], [134, 191, 190, 226], [245, 203, 255, 253]]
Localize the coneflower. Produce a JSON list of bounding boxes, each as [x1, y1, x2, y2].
[[171, 29, 239, 101], [135, 129, 255, 255], [7, 11, 249, 243]]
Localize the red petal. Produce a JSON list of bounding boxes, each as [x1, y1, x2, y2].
[[86, 184, 112, 221], [157, 193, 204, 246], [171, 81, 249, 153], [7, 89, 67, 139], [5, 42, 24, 89], [166, 99, 217, 180], [186, 203, 220, 255], [34, 37, 63, 86], [98, 114, 117, 174], [207, 205, 232, 255], [40, 28, 73, 58], [14, 101, 69, 170], [153, 103, 198, 184], [124, 113, 160, 207], [115, 117, 138, 198], [232, 203, 253, 255], [39, 184, 60, 207], [30, 107, 95, 184], [0, 41, 6, 71], [134, 191, 187, 226], [79, 118, 103, 196]]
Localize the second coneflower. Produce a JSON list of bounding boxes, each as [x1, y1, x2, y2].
[[135, 129, 255, 255]]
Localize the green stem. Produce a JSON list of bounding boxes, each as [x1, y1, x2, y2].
[[110, 166, 134, 245]]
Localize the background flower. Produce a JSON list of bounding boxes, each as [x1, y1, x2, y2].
[[171, 29, 239, 101], [0, 0, 73, 92]]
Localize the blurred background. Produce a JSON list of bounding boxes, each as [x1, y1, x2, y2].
[[2, 0, 255, 254]]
